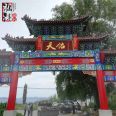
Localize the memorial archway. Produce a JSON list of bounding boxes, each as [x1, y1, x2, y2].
[[1, 15, 116, 116]]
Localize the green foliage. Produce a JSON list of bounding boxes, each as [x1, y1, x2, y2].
[[15, 104, 37, 110], [48, 95, 59, 103], [56, 71, 99, 108], [106, 82, 115, 96], [0, 103, 7, 109], [0, 103, 7, 116], [52, 2, 74, 20], [108, 86, 116, 110], [73, 0, 116, 21], [0, 110, 4, 116], [109, 94, 116, 110], [15, 104, 25, 110], [109, 102, 116, 110], [89, 102, 96, 108], [52, 0, 116, 48], [52, 0, 116, 109], [110, 36, 116, 48], [16, 112, 23, 116]]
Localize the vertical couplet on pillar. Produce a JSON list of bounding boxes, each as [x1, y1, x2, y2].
[[7, 72, 18, 110], [96, 70, 109, 110]]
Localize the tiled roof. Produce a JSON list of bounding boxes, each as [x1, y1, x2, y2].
[[102, 49, 116, 55], [0, 49, 12, 56], [22, 15, 91, 24], [2, 34, 109, 43], [2, 34, 36, 42], [78, 33, 109, 41]]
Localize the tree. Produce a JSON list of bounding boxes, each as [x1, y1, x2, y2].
[[52, 0, 116, 48], [52, 0, 116, 108], [48, 95, 59, 103], [106, 82, 115, 97], [56, 71, 99, 107], [52, 2, 74, 20], [73, 0, 116, 48], [106, 82, 116, 109]]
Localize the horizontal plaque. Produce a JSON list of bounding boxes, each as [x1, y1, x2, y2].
[[42, 35, 72, 40], [0, 64, 116, 72], [17, 50, 95, 58], [19, 58, 95, 65], [41, 51, 73, 57], [42, 40, 72, 51], [18, 64, 96, 71]]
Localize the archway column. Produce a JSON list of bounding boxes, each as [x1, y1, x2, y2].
[[96, 70, 112, 116], [7, 71, 18, 110], [96, 70, 108, 109]]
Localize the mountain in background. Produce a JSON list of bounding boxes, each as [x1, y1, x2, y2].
[[0, 97, 48, 104]]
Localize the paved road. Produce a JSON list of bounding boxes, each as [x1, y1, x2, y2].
[[16, 110, 91, 116], [17, 110, 37, 116], [59, 114, 82, 116]]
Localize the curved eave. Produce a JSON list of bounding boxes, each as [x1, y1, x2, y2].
[[0, 49, 12, 56], [22, 15, 91, 25], [2, 34, 109, 51], [2, 35, 36, 51], [2, 35, 36, 45], [79, 33, 109, 42], [102, 50, 116, 56], [4, 39, 36, 43], [2, 35, 36, 42], [4, 39, 36, 49]]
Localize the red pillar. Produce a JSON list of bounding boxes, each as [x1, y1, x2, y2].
[[73, 35, 79, 50], [7, 72, 18, 110], [96, 70, 109, 110], [36, 36, 42, 50], [100, 51, 105, 63]]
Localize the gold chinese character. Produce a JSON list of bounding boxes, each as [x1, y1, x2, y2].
[[46, 42, 56, 50], [56, 42, 65, 49]]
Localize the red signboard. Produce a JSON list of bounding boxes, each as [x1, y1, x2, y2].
[[20, 58, 95, 65], [42, 40, 73, 51]]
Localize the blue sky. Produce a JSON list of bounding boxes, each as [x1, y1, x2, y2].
[[0, 0, 71, 98]]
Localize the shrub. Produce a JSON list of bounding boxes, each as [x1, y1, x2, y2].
[[16, 112, 23, 116]]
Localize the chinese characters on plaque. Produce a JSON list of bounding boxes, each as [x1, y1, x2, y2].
[[2, 2, 17, 22], [43, 41, 72, 51]]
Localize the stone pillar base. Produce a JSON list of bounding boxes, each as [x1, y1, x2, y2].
[[99, 110, 112, 116], [33, 110, 38, 116], [3, 110, 16, 116]]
